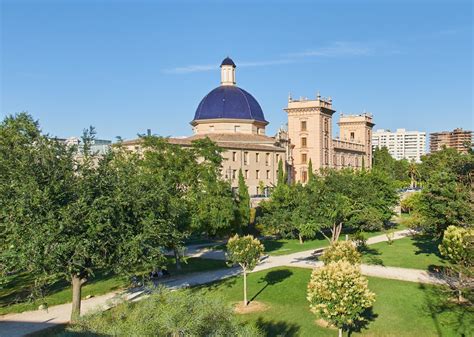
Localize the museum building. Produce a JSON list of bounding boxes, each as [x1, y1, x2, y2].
[[122, 57, 374, 195]]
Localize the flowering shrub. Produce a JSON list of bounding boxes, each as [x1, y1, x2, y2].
[[226, 234, 265, 271], [226, 234, 264, 306], [307, 260, 375, 336], [320, 241, 361, 265]]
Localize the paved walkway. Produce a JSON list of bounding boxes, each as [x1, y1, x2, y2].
[[0, 228, 446, 337]]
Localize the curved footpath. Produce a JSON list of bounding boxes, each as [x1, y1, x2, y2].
[[0, 229, 446, 337]]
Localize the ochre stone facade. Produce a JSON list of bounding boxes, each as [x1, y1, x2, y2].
[[285, 94, 374, 183], [122, 57, 374, 192]]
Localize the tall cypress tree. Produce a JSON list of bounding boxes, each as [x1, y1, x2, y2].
[[277, 158, 285, 185], [308, 158, 315, 183], [237, 169, 250, 228]]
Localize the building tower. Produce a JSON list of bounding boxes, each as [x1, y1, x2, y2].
[[220, 57, 236, 86], [284, 93, 335, 183], [337, 113, 375, 168]]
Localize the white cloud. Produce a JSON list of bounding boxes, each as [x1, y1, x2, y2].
[[286, 41, 372, 58], [164, 41, 372, 74]]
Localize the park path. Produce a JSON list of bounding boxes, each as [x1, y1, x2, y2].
[[0, 228, 446, 337]]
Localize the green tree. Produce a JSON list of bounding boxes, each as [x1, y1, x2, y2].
[[226, 235, 264, 306], [189, 138, 236, 237], [415, 171, 473, 236], [308, 158, 315, 183], [439, 226, 474, 302], [307, 260, 376, 337], [236, 169, 251, 230], [321, 241, 361, 265], [260, 182, 321, 244], [277, 158, 285, 185], [140, 136, 236, 269], [418, 147, 474, 191], [407, 160, 419, 188], [0, 114, 168, 320], [372, 147, 410, 187], [400, 192, 421, 214]]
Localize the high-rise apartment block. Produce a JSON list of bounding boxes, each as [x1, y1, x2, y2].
[[372, 129, 426, 163], [429, 128, 472, 154]]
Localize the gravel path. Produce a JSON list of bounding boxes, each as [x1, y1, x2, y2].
[[0, 228, 445, 337]]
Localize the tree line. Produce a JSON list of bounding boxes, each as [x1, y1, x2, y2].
[[0, 113, 247, 320], [259, 165, 399, 244]]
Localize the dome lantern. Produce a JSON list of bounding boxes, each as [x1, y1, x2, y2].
[[220, 57, 236, 86]]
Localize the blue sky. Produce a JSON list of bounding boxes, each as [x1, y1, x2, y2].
[[1, 0, 473, 141]]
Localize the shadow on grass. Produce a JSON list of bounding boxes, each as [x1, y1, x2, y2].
[[360, 247, 384, 266], [419, 283, 473, 337], [250, 269, 293, 303], [0, 270, 121, 309], [190, 275, 238, 295], [25, 324, 108, 337], [412, 235, 443, 257], [262, 240, 285, 254], [255, 317, 300, 337], [347, 307, 378, 336]]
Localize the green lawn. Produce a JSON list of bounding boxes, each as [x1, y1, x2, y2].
[[195, 267, 472, 337], [0, 257, 227, 315], [263, 223, 406, 256], [362, 235, 446, 270]]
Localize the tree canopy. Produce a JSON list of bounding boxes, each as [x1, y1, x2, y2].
[[0, 113, 237, 320]]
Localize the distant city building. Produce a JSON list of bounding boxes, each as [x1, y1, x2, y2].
[[372, 129, 426, 163], [56, 137, 112, 155], [429, 128, 472, 154]]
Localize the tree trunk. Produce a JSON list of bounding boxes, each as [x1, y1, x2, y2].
[[339, 327, 343, 337], [458, 271, 464, 302], [243, 269, 248, 306], [174, 247, 182, 270], [298, 233, 304, 244], [71, 275, 84, 322], [331, 222, 343, 244]]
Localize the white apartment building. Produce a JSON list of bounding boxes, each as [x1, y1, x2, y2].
[[372, 129, 426, 162]]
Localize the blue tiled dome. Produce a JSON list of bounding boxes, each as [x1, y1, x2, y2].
[[193, 86, 267, 123]]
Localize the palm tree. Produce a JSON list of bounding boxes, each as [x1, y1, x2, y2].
[[407, 160, 419, 189]]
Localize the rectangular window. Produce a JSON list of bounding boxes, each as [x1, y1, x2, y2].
[[350, 132, 355, 141], [245, 170, 249, 179], [302, 171, 308, 183], [209, 125, 214, 132], [301, 137, 307, 148], [244, 152, 249, 165], [256, 170, 260, 179], [232, 170, 237, 179], [301, 121, 307, 131], [256, 152, 260, 162], [232, 151, 237, 161], [265, 153, 270, 165], [301, 153, 307, 164], [266, 170, 270, 179], [234, 125, 240, 133], [276, 154, 280, 162]]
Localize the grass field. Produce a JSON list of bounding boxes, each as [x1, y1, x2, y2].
[[262, 222, 407, 256], [195, 267, 472, 337], [0, 257, 227, 315], [361, 235, 446, 270], [39, 266, 472, 337]]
